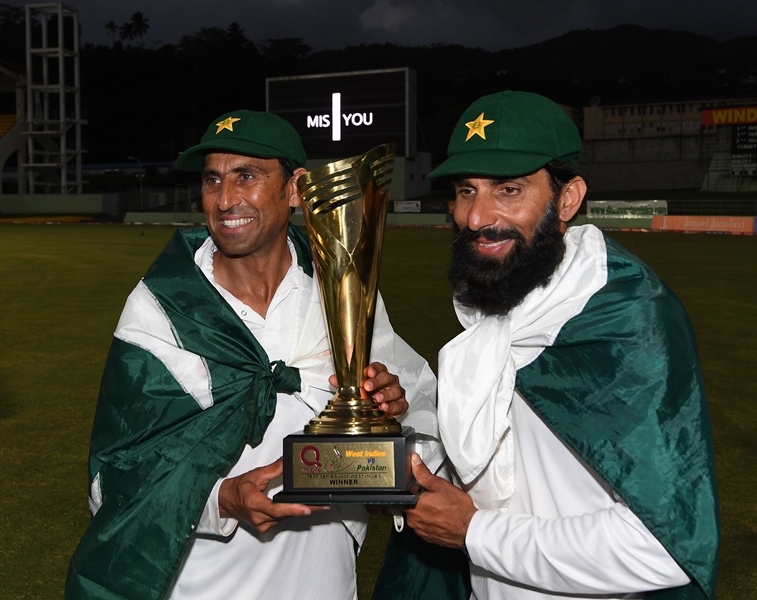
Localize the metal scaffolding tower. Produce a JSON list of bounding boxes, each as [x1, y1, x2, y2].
[[22, 2, 86, 194]]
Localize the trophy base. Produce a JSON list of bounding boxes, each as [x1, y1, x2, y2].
[[273, 427, 416, 505], [272, 490, 417, 505]]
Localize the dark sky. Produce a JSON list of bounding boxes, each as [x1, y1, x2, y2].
[[7, 0, 757, 51]]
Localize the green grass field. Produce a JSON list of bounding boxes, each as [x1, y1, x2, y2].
[[0, 224, 754, 598]]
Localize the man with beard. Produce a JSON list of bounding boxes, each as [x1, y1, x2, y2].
[[400, 91, 719, 600]]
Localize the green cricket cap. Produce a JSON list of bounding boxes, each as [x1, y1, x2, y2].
[[176, 109, 306, 171], [428, 90, 582, 180]]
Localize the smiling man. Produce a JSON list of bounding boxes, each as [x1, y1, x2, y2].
[[401, 91, 720, 600], [66, 110, 442, 600]]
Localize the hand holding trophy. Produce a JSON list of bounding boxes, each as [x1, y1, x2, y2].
[[274, 144, 416, 505]]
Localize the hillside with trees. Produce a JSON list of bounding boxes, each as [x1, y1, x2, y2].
[[1, 5, 756, 166]]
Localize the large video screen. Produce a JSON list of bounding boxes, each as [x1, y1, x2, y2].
[[266, 68, 416, 159]]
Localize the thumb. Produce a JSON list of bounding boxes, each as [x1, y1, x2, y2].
[[411, 453, 434, 487]]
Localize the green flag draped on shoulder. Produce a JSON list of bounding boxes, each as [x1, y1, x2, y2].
[[66, 225, 312, 600], [377, 232, 718, 600], [516, 237, 719, 600]]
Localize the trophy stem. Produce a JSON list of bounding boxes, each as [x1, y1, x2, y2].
[[304, 389, 403, 435]]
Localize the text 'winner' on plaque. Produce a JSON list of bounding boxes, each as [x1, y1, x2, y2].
[[273, 143, 416, 505]]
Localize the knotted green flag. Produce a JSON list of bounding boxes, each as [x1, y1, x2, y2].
[[66, 225, 312, 599]]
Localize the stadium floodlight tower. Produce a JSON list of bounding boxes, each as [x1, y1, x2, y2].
[[23, 2, 86, 194]]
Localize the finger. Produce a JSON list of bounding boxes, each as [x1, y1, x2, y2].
[[328, 374, 338, 388], [264, 500, 314, 520], [258, 457, 284, 479], [250, 501, 313, 531], [363, 362, 388, 391], [367, 376, 401, 400], [369, 374, 401, 398], [364, 362, 386, 378], [410, 453, 435, 488], [379, 397, 408, 416], [365, 369, 396, 391]]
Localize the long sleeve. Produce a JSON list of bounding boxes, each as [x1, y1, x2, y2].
[[462, 392, 689, 599], [467, 502, 689, 595]]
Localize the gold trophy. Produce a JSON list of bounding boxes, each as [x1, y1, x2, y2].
[[274, 144, 416, 504]]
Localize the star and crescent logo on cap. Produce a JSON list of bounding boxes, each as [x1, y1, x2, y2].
[[464, 112, 494, 141], [215, 116, 241, 134]]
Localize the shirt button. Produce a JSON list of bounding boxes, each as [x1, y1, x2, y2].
[[241, 310, 247, 317]]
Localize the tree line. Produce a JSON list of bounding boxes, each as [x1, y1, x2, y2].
[[1, 4, 755, 166]]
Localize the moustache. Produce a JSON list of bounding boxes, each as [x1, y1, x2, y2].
[[453, 226, 525, 245]]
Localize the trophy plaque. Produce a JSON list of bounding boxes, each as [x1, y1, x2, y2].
[[274, 144, 416, 505]]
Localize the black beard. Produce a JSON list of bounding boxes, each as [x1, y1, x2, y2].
[[448, 203, 567, 316]]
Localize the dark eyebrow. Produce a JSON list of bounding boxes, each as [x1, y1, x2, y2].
[[230, 163, 264, 175]]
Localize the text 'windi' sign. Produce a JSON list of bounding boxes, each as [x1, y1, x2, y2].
[[701, 106, 757, 126]]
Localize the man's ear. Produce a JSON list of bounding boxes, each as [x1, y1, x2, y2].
[[288, 167, 308, 209], [557, 176, 587, 227]]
